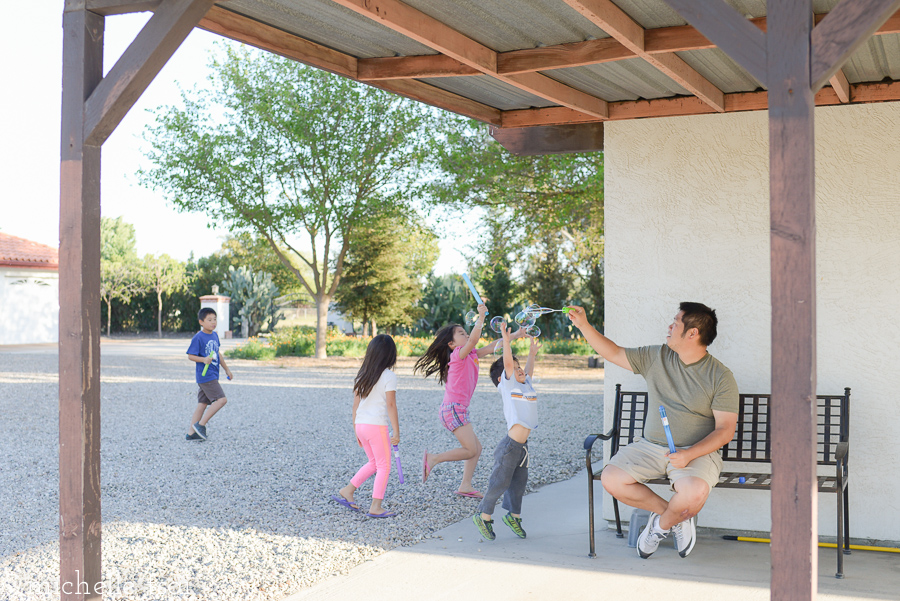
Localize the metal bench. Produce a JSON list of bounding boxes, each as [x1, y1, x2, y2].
[[584, 384, 851, 577]]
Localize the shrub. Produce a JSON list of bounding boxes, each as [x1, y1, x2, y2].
[[226, 337, 276, 360]]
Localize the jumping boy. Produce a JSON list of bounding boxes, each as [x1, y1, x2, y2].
[[472, 321, 539, 540], [185, 308, 233, 441]]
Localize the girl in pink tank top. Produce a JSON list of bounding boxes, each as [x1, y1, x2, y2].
[[414, 303, 523, 497]]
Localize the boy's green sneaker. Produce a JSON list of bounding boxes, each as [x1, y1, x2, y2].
[[473, 514, 496, 541], [502, 512, 527, 538]]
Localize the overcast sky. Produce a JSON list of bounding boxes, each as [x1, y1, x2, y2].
[[1, 5, 469, 274]]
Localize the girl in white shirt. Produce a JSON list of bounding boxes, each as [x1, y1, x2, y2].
[[332, 334, 400, 518]]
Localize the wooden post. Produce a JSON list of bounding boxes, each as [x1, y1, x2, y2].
[[60, 4, 104, 600], [767, 1, 818, 599]]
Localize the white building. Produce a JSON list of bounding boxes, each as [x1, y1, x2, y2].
[[603, 101, 900, 543], [0, 233, 59, 345]]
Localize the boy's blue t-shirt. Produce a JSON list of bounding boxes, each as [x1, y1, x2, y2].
[[187, 330, 220, 383]]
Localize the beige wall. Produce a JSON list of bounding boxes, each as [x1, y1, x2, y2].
[[602, 102, 900, 542]]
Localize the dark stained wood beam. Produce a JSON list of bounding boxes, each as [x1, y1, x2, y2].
[[84, 0, 216, 146], [86, 0, 161, 16], [358, 54, 480, 80], [328, 0, 609, 119], [199, 7, 501, 125], [663, 0, 768, 86], [768, 0, 818, 597], [489, 122, 603, 155], [59, 4, 104, 600], [810, 0, 900, 90]]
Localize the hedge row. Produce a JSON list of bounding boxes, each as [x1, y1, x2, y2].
[[226, 326, 594, 359]]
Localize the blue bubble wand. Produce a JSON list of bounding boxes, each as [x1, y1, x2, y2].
[[659, 405, 677, 454], [461, 273, 483, 305]]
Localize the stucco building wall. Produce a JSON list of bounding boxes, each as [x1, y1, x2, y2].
[[603, 102, 900, 542], [0, 268, 59, 345]]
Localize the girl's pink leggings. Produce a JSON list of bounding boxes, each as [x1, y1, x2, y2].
[[351, 424, 392, 500]]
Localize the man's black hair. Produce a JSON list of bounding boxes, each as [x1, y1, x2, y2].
[[679, 302, 718, 346]]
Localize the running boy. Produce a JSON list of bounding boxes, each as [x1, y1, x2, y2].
[[185, 308, 233, 441], [473, 321, 539, 540]]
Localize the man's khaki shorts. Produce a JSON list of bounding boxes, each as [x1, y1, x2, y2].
[[606, 438, 722, 490]]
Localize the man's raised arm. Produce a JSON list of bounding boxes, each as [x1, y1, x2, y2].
[[566, 306, 633, 371]]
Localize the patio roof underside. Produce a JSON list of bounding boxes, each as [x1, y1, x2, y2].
[[174, 0, 900, 127]]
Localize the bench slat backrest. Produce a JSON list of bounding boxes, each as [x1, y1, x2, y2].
[[611, 385, 851, 466]]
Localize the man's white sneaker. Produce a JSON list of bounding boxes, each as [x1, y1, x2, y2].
[[636, 513, 668, 559], [672, 516, 697, 558]]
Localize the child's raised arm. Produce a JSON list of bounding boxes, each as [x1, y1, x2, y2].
[[524, 335, 540, 378], [459, 303, 487, 358], [501, 322, 516, 380], [476, 320, 526, 358]]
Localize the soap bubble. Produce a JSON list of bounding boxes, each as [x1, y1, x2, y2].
[[464, 311, 477, 327], [525, 325, 541, 338], [490, 316, 505, 333], [494, 343, 504, 356]]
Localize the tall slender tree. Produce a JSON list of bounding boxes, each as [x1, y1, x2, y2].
[[141, 46, 434, 357]]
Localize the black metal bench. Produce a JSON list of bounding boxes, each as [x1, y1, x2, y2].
[[584, 384, 851, 577]]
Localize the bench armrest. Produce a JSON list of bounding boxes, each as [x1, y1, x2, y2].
[[584, 427, 616, 451], [835, 442, 849, 461]]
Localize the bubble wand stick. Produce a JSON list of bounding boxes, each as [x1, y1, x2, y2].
[[392, 444, 405, 484], [659, 406, 677, 454], [201, 350, 215, 376], [461, 273, 483, 305]]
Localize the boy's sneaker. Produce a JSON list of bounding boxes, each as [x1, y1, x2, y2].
[[473, 514, 496, 541], [192, 422, 207, 440], [636, 513, 668, 559], [672, 516, 697, 558], [502, 512, 527, 539], [185, 432, 202, 441]]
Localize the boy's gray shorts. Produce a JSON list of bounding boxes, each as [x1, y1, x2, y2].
[[197, 381, 226, 405]]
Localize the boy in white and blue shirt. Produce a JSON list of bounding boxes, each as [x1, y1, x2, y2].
[[473, 321, 539, 541]]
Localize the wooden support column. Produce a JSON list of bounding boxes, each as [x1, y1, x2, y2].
[[767, 1, 818, 599], [60, 4, 104, 600]]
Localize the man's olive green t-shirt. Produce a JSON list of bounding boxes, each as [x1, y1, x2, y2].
[[624, 345, 739, 447]]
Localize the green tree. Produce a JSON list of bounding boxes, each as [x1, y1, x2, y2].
[[416, 274, 472, 334], [100, 216, 138, 263], [335, 217, 438, 334], [140, 46, 434, 357], [430, 117, 605, 321], [221, 265, 283, 337], [141, 254, 191, 338]]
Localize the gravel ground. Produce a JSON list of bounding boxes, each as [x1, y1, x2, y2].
[[0, 351, 603, 600]]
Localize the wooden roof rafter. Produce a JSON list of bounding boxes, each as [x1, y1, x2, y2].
[[327, 0, 609, 119], [562, 0, 725, 112]]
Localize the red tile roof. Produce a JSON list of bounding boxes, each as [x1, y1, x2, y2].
[[0, 233, 59, 269]]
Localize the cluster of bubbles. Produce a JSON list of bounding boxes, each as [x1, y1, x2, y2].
[[467, 303, 573, 355]]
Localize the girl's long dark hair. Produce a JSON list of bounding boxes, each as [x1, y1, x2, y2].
[[413, 324, 461, 386], [354, 334, 398, 399]]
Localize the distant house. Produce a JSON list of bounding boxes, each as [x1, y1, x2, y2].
[[0, 233, 59, 345]]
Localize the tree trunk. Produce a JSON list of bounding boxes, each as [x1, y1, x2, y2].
[[315, 295, 329, 358], [157, 291, 163, 338], [106, 298, 112, 337], [371, 320, 377, 337]]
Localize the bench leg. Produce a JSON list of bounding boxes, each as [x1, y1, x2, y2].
[[588, 472, 596, 558], [614, 498, 623, 538], [843, 487, 851, 555], [836, 488, 844, 578]]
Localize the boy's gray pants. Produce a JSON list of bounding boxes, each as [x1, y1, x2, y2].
[[477, 436, 529, 516]]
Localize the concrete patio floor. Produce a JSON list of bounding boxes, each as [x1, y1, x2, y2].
[[287, 468, 899, 601]]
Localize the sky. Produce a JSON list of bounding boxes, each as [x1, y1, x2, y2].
[[1, 5, 470, 274]]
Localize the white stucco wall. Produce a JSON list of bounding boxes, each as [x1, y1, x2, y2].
[[0, 268, 59, 345], [603, 102, 900, 543]]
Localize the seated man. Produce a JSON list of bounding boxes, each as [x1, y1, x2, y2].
[[567, 302, 738, 558]]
